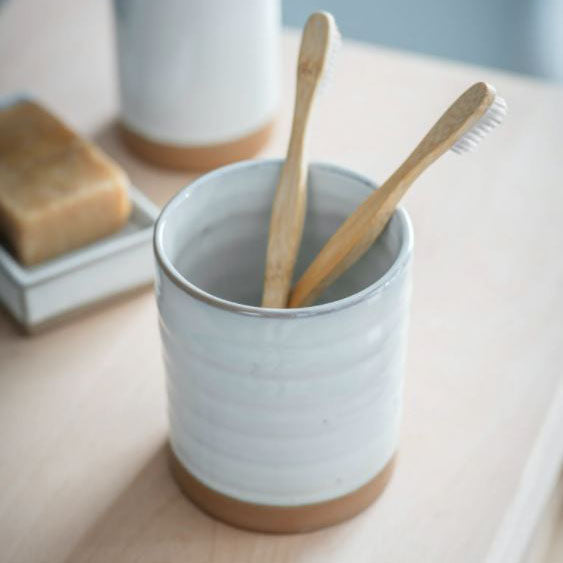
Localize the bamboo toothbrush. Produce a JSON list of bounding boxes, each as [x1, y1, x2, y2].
[[262, 11, 340, 308], [289, 81, 507, 308]]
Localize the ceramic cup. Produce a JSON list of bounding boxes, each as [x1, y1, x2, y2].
[[154, 159, 413, 532], [113, 0, 280, 170]]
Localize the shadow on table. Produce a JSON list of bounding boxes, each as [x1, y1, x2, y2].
[[0, 284, 153, 341], [65, 441, 361, 563], [65, 442, 216, 562], [0, 305, 25, 337]]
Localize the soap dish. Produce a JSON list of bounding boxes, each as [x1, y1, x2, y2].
[[0, 186, 159, 333]]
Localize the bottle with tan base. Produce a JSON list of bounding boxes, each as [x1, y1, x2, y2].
[[113, 0, 280, 170]]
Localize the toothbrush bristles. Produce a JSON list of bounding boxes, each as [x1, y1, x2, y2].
[[316, 15, 341, 97], [451, 94, 507, 154]]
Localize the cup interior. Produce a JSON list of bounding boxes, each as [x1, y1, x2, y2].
[[157, 160, 409, 309]]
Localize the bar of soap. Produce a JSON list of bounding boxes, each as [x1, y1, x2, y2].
[[0, 100, 131, 265]]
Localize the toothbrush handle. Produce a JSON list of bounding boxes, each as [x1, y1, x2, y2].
[[261, 157, 307, 308], [262, 11, 337, 308], [287, 164, 419, 308], [261, 53, 323, 307], [289, 82, 497, 308], [261, 84, 313, 308]]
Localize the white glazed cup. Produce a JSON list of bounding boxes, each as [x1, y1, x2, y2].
[[113, 0, 280, 170], [154, 160, 413, 532]]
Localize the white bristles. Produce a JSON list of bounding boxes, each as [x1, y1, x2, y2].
[[451, 94, 507, 154], [316, 15, 341, 97]]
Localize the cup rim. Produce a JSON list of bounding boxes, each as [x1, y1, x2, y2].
[[154, 158, 413, 318]]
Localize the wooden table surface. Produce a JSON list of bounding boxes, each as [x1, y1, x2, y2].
[[1, 1, 563, 562]]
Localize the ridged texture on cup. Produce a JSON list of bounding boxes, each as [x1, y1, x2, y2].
[[159, 272, 409, 506]]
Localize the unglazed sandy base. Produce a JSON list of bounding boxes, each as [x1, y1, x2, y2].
[[169, 446, 396, 533], [120, 120, 274, 171]]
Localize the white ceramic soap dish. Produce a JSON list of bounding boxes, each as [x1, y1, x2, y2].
[[0, 186, 158, 333]]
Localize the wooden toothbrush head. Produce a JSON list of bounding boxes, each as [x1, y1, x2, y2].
[[297, 12, 339, 89]]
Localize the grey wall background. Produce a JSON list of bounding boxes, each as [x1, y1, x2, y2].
[[282, 0, 563, 82]]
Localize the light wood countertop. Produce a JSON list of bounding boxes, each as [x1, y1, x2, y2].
[[1, 1, 562, 562]]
